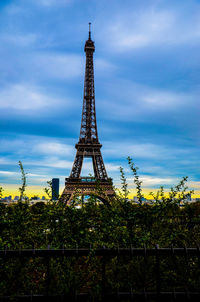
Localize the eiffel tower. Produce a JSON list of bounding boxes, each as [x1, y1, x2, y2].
[[60, 24, 115, 203]]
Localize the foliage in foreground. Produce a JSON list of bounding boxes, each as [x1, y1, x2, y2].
[[0, 198, 200, 297], [0, 196, 200, 250], [0, 159, 199, 297]]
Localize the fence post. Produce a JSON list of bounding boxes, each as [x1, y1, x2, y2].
[[46, 246, 50, 298], [102, 246, 106, 302], [143, 244, 147, 292], [155, 244, 161, 298], [184, 245, 189, 292]]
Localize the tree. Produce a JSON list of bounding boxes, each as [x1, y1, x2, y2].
[[18, 161, 27, 202], [119, 167, 129, 201], [0, 186, 3, 199], [44, 180, 52, 200], [127, 157, 144, 203]]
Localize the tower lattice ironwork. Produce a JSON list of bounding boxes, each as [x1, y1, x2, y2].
[[60, 24, 115, 203]]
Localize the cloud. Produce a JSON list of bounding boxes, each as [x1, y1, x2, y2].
[[127, 177, 200, 192], [189, 181, 200, 189], [25, 157, 120, 174], [0, 171, 18, 176], [103, 141, 200, 175], [104, 142, 175, 160], [98, 79, 198, 122], [0, 84, 67, 112], [103, 7, 200, 51], [0, 135, 121, 182], [114, 175, 175, 188], [0, 157, 15, 165], [95, 58, 116, 74], [139, 175, 175, 186], [0, 170, 46, 178], [105, 163, 120, 172], [0, 136, 75, 160], [141, 91, 186, 108], [32, 158, 73, 169], [113, 175, 177, 189], [1, 33, 38, 47], [31, 53, 84, 80], [109, 10, 173, 49], [32, 142, 73, 156]]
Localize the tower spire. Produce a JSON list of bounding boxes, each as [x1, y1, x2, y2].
[[89, 22, 91, 40]]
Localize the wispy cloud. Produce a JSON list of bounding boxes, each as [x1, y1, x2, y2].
[[0, 84, 71, 112], [139, 175, 175, 186], [0, 170, 47, 178], [102, 7, 200, 51], [0, 171, 18, 176], [108, 10, 174, 50], [1, 33, 38, 47], [32, 142, 73, 156], [189, 181, 200, 189], [99, 80, 197, 121], [0, 84, 50, 110], [95, 58, 116, 74], [0, 136, 75, 158], [30, 53, 84, 80], [0, 157, 15, 165], [104, 141, 190, 161]]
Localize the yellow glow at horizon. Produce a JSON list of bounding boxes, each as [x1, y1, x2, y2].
[[127, 188, 200, 199], [2, 184, 49, 198], [2, 184, 200, 199]]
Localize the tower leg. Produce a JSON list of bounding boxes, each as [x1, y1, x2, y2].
[[70, 152, 83, 178]]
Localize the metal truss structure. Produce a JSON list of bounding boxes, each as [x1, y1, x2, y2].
[[60, 24, 115, 203]]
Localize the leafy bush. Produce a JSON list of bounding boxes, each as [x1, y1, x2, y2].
[[0, 159, 199, 297]]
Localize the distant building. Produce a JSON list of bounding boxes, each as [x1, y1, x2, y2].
[[52, 178, 59, 200], [30, 196, 39, 200], [186, 194, 192, 201]]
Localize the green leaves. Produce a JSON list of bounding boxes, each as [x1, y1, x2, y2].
[[0, 159, 199, 296], [0, 186, 3, 199], [44, 180, 53, 200], [119, 167, 129, 201], [18, 161, 27, 202], [127, 157, 144, 203], [0, 195, 200, 296]]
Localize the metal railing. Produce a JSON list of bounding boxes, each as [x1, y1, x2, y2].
[[0, 246, 200, 301]]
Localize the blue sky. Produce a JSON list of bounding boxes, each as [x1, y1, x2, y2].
[[0, 0, 199, 197]]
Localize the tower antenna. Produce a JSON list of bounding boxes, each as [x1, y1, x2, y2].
[[89, 22, 91, 39]]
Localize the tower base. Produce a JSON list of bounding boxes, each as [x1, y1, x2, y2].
[[59, 177, 115, 204]]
